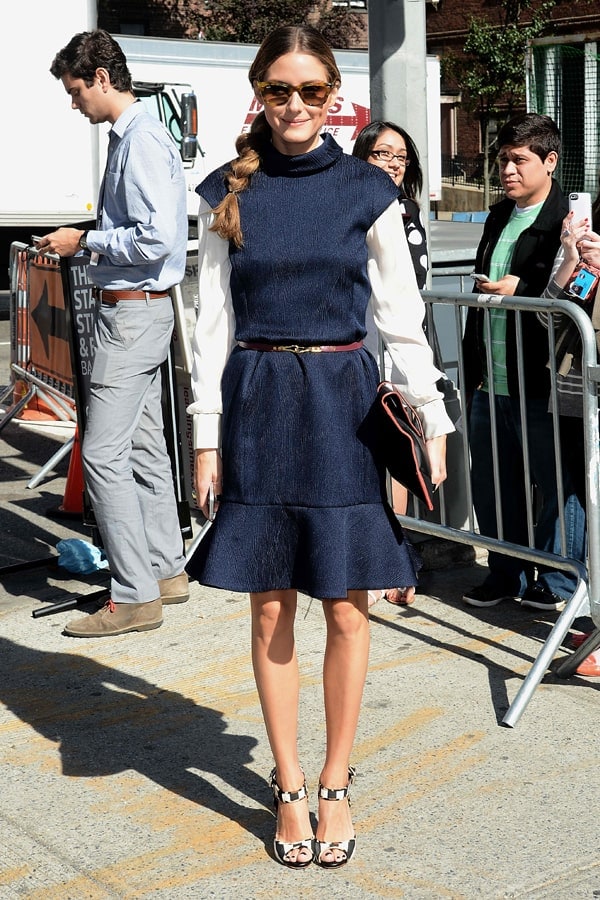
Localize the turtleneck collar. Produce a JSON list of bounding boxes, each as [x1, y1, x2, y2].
[[260, 132, 343, 176]]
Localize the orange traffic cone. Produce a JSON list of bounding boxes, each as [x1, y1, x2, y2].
[[13, 380, 72, 422], [59, 428, 85, 515]]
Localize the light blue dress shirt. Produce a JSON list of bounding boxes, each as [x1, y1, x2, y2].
[[87, 101, 187, 291]]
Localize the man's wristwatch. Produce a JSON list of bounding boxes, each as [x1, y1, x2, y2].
[[79, 231, 89, 251]]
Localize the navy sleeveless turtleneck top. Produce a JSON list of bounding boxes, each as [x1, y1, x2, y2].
[[198, 133, 399, 345]]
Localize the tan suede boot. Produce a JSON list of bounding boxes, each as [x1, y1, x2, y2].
[[159, 572, 189, 605], [64, 598, 162, 637]]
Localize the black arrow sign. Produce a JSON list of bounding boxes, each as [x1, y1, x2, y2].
[[31, 280, 69, 357]]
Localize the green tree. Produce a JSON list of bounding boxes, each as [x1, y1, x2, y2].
[[202, 0, 364, 49], [98, 0, 207, 39], [444, 0, 555, 207]]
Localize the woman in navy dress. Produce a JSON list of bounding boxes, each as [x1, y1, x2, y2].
[[186, 25, 453, 869]]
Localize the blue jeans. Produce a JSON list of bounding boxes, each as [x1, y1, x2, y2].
[[469, 390, 586, 598]]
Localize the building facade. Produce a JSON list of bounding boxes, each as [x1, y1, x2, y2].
[[426, 1, 600, 170]]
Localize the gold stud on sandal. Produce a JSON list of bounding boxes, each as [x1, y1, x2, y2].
[[269, 768, 314, 868], [314, 766, 356, 868]]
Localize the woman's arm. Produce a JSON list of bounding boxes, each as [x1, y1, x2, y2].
[[187, 195, 236, 450], [186, 196, 235, 515], [367, 201, 454, 440], [399, 197, 428, 289], [539, 213, 600, 329]]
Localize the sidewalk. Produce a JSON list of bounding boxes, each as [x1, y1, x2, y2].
[[1, 412, 599, 899]]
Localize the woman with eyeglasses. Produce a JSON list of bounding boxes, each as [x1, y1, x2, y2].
[[186, 25, 452, 869], [353, 122, 429, 607], [353, 121, 428, 289]]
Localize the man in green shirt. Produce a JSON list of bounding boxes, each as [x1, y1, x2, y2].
[[462, 113, 583, 611]]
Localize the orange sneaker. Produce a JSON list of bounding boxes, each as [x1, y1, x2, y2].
[[576, 648, 600, 677]]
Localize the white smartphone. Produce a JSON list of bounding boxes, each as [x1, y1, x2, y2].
[[568, 192, 592, 224], [470, 272, 488, 282]]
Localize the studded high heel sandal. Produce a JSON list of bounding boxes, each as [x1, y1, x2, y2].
[[269, 768, 314, 868], [313, 766, 357, 868]]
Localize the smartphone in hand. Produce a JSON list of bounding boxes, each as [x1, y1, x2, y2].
[[568, 192, 592, 224], [470, 272, 488, 282]]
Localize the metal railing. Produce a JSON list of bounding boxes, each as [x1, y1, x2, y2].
[[441, 153, 504, 200], [403, 290, 600, 725]]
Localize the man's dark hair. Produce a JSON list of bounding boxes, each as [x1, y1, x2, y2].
[[496, 113, 561, 162], [50, 29, 132, 92]]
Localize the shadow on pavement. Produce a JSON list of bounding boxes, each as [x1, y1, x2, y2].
[[0, 636, 270, 842]]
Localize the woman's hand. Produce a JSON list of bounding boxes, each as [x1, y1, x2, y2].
[[560, 211, 589, 265], [554, 215, 598, 290], [425, 434, 447, 487], [194, 449, 223, 520], [578, 229, 600, 270]]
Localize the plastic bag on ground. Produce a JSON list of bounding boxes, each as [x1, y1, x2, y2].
[[56, 539, 108, 575]]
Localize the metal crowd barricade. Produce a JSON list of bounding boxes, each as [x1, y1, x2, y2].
[[3, 244, 77, 424], [1, 244, 79, 488], [1, 242, 199, 609], [404, 289, 600, 726], [2, 240, 197, 503]]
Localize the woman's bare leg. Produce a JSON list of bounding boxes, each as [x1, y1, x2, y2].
[[391, 479, 409, 516], [316, 590, 370, 863], [250, 589, 312, 864], [387, 480, 416, 605]]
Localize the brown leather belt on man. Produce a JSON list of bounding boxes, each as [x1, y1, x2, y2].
[[92, 288, 170, 304]]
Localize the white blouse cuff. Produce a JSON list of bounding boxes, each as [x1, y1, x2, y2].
[[190, 412, 221, 450], [417, 398, 455, 440]]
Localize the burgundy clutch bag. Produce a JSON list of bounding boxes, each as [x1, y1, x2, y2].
[[372, 381, 435, 510]]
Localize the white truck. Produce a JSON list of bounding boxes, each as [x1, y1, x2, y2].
[[1, 3, 198, 289], [2, 10, 441, 289]]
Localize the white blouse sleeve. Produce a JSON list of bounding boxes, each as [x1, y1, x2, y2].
[[367, 201, 454, 439], [186, 195, 236, 449]]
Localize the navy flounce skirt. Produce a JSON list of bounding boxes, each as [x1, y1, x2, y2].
[[186, 345, 419, 598]]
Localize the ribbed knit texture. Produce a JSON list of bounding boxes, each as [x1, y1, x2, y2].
[[187, 135, 420, 598]]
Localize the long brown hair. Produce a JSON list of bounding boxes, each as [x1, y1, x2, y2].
[[209, 25, 341, 248]]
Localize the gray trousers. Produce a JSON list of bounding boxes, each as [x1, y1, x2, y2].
[[82, 296, 186, 604]]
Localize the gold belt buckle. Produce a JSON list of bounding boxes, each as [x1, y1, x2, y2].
[[274, 344, 322, 354]]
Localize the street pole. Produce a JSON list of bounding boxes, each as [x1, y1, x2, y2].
[[368, 0, 431, 257]]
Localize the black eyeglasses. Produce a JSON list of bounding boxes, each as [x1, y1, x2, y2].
[[370, 149, 410, 166], [254, 81, 334, 108]]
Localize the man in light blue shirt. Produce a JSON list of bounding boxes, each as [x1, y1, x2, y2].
[[39, 30, 189, 637]]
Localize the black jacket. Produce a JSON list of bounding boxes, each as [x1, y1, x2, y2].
[[462, 179, 568, 398]]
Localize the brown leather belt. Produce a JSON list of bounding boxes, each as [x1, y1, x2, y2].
[[237, 340, 363, 354], [93, 288, 170, 304]]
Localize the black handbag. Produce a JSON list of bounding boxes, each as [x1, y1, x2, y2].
[[361, 381, 435, 510]]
